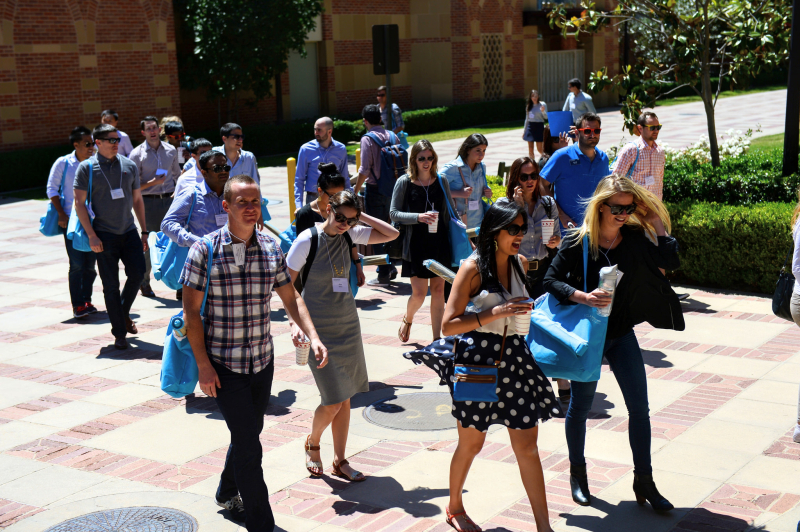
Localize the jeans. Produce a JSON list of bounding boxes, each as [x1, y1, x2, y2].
[[213, 359, 275, 532], [142, 195, 173, 287], [565, 329, 652, 475], [61, 228, 97, 308], [94, 229, 146, 338], [364, 185, 393, 278]]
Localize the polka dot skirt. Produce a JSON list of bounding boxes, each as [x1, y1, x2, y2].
[[403, 331, 561, 433]]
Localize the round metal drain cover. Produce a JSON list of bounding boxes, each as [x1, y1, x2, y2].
[[45, 507, 197, 532], [364, 392, 454, 431]]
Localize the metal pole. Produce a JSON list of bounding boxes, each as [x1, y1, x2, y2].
[[783, 0, 800, 176], [384, 25, 392, 132]]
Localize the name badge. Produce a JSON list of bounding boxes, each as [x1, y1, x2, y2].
[[644, 175, 655, 187], [215, 213, 228, 226], [332, 277, 349, 293], [468, 200, 480, 211], [232, 243, 246, 266], [569, 159, 580, 166], [155, 168, 168, 177], [110, 188, 124, 200]]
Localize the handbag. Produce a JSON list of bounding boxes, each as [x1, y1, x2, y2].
[[278, 220, 296, 255], [261, 197, 271, 222], [66, 157, 94, 252], [772, 250, 795, 321], [151, 190, 197, 291], [160, 238, 213, 398], [437, 176, 472, 268], [526, 236, 609, 382], [40, 162, 68, 237]]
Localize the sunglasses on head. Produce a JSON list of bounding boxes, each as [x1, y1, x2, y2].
[[603, 202, 637, 215], [504, 223, 528, 236], [227, 134, 244, 141], [642, 124, 663, 131], [98, 137, 121, 144], [417, 156, 434, 162], [576, 128, 602, 135], [211, 164, 231, 172], [332, 206, 359, 227], [518, 172, 538, 183]]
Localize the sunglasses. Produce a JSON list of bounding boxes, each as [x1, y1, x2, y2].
[[642, 124, 663, 131], [227, 134, 244, 141], [98, 137, 121, 144], [377, 93, 386, 98], [519, 172, 539, 183], [168, 133, 185, 139], [603, 202, 637, 215], [504, 223, 528, 236], [82, 141, 93, 148], [332, 206, 359, 227], [576, 128, 602, 135], [417, 156, 434, 162], [212, 164, 232, 172]]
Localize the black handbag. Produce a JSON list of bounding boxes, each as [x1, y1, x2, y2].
[[772, 250, 795, 322]]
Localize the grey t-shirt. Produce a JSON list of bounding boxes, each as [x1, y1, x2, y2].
[[73, 154, 140, 235]]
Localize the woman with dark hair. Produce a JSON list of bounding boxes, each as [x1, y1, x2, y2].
[[402, 202, 560, 532], [286, 190, 398, 482], [523, 90, 548, 159], [390, 139, 456, 342], [537, 127, 571, 171], [440, 133, 492, 229]]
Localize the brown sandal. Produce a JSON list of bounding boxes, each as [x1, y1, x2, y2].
[[398, 315, 412, 343], [446, 506, 482, 532], [304, 435, 322, 476], [331, 459, 366, 482]]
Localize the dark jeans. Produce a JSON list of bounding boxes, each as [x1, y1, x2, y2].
[[565, 329, 652, 475], [142, 195, 173, 287], [364, 185, 394, 278], [213, 359, 275, 532], [61, 228, 97, 308], [94, 229, 146, 339]]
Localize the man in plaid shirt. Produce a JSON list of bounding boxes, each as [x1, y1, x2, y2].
[[611, 111, 666, 199], [180, 174, 327, 531]]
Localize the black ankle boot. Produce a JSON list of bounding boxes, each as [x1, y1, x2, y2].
[[633, 473, 674, 513], [570, 464, 591, 506]]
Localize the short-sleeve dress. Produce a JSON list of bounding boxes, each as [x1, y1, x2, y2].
[[402, 255, 561, 432]]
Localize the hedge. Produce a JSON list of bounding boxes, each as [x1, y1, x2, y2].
[[0, 144, 73, 194]]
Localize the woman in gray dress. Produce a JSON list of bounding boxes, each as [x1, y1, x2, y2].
[[286, 190, 399, 482]]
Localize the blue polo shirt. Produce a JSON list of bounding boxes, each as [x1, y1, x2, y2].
[[540, 143, 610, 231]]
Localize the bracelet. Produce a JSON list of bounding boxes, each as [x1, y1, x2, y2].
[[475, 312, 482, 327], [353, 258, 362, 264], [141, 231, 150, 235]]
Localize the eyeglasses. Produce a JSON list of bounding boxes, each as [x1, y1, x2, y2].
[[98, 137, 121, 144], [377, 93, 386, 98], [575, 128, 602, 136], [642, 124, 663, 131], [212, 164, 232, 172], [82, 141, 93, 148], [504, 223, 528, 236], [518, 172, 538, 183], [331, 206, 359, 227], [227, 134, 244, 141], [168, 133, 185, 139], [603, 202, 637, 215], [417, 156, 434, 162]]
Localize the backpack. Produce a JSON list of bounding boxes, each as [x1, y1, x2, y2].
[[364, 131, 408, 198], [300, 227, 358, 298]]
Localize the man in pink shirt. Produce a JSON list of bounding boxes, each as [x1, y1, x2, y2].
[[611, 111, 665, 199]]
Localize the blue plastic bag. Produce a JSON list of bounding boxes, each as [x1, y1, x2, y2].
[[40, 163, 67, 237], [261, 197, 271, 222], [278, 220, 296, 255], [151, 191, 197, 290], [66, 158, 93, 252], [437, 177, 472, 267]]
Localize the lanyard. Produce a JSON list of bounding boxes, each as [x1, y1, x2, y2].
[[321, 232, 349, 278], [96, 155, 121, 189]]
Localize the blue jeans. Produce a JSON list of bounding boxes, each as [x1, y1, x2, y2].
[[364, 185, 394, 278], [61, 228, 97, 308], [213, 359, 275, 532], [94, 229, 145, 338], [565, 329, 652, 475]]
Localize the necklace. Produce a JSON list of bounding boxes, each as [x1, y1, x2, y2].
[[599, 230, 620, 266], [418, 174, 434, 211], [322, 233, 348, 277], [229, 228, 252, 245]]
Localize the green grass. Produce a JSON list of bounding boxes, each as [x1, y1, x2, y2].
[[655, 84, 785, 107], [750, 132, 787, 153]]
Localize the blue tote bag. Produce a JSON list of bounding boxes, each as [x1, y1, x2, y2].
[[261, 197, 271, 222], [160, 239, 213, 398], [278, 220, 296, 255], [151, 191, 197, 291], [437, 177, 472, 268], [66, 158, 94, 252], [526, 236, 609, 382], [39, 162, 68, 237]]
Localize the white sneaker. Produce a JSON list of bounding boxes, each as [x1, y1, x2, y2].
[[216, 494, 246, 522], [793, 424, 800, 444], [367, 278, 390, 287]]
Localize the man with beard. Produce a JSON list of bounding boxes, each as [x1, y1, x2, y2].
[[611, 111, 666, 199], [294, 116, 350, 209]]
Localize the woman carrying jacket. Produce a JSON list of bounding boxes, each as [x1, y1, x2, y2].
[[543, 174, 684, 513]]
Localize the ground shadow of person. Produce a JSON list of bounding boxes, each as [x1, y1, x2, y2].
[[641, 349, 674, 369]]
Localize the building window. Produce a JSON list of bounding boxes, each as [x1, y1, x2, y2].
[[481, 34, 504, 101]]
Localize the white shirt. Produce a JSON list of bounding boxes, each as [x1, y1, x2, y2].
[[174, 163, 203, 198], [286, 224, 372, 272]]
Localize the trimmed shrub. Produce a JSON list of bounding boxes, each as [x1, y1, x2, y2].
[[1, 144, 72, 194]]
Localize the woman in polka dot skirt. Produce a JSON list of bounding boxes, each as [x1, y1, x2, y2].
[[403, 202, 559, 532]]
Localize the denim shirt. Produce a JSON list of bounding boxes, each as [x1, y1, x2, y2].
[[496, 196, 561, 260], [439, 156, 488, 229], [161, 180, 226, 247]]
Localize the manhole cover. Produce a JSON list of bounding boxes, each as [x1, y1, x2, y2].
[[45, 507, 197, 532], [364, 392, 454, 431]]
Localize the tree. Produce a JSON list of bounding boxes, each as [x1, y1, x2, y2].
[[175, 0, 323, 122], [549, 0, 791, 166]]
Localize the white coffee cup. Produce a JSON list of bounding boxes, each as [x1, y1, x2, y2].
[[296, 339, 311, 366], [514, 309, 532, 336], [427, 211, 439, 233]]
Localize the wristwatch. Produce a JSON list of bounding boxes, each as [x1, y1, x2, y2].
[[353, 258, 362, 264]]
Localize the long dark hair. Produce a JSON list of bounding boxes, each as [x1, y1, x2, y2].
[[457, 133, 488, 163], [525, 89, 541, 114], [475, 202, 534, 297], [505, 157, 540, 201]]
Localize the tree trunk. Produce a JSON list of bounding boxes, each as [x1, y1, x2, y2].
[[700, 0, 720, 167]]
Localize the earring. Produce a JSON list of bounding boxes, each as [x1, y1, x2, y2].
[[494, 240, 498, 251]]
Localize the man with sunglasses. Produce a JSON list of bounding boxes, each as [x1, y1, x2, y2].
[[216, 123, 259, 185], [163, 121, 188, 169], [540, 112, 610, 234], [294, 117, 350, 209], [73, 124, 148, 350], [100, 110, 134, 157], [174, 138, 213, 198], [611, 111, 666, 199], [129, 115, 181, 297], [376, 86, 404, 135]]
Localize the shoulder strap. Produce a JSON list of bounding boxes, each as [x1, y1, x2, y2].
[[387, 131, 398, 146], [364, 132, 386, 147], [184, 190, 198, 228], [456, 166, 467, 188], [200, 239, 214, 316], [509, 254, 535, 299], [492, 259, 513, 367], [625, 142, 640, 178], [343, 230, 354, 248], [301, 227, 319, 288], [582, 235, 588, 293], [59, 158, 68, 197], [437, 176, 458, 221], [88, 157, 93, 204]]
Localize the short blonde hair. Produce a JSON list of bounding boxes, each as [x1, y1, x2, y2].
[[575, 174, 672, 259], [408, 139, 438, 182]]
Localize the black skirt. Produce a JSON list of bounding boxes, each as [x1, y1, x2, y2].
[[523, 121, 545, 142]]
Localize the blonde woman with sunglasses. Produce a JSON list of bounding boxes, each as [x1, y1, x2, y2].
[[543, 174, 684, 513]]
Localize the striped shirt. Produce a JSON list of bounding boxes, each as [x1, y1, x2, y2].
[[611, 137, 666, 199], [180, 226, 291, 374]]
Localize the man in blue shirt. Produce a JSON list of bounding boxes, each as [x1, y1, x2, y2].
[[215, 123, 259, 184], [294, 117, 350, 209], [540, 112, 610, 233]]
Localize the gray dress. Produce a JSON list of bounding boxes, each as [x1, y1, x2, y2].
[[302, 231, 369, 405]]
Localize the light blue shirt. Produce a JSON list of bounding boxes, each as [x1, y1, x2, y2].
[[213, 146, 259, 185], [381, 103, 404, 130], [294, 138, 350, 208], [161, 180, 226, 247], [183, 157, 196, 173], [562, 91, 597, 123], [118, 131, 134, 158], [439, 156, 488, 229], [46, 152, 80, 215]]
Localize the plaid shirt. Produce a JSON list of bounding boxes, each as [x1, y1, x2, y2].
[[611, 137, 665, 199], [180, 225, 290, 374]]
